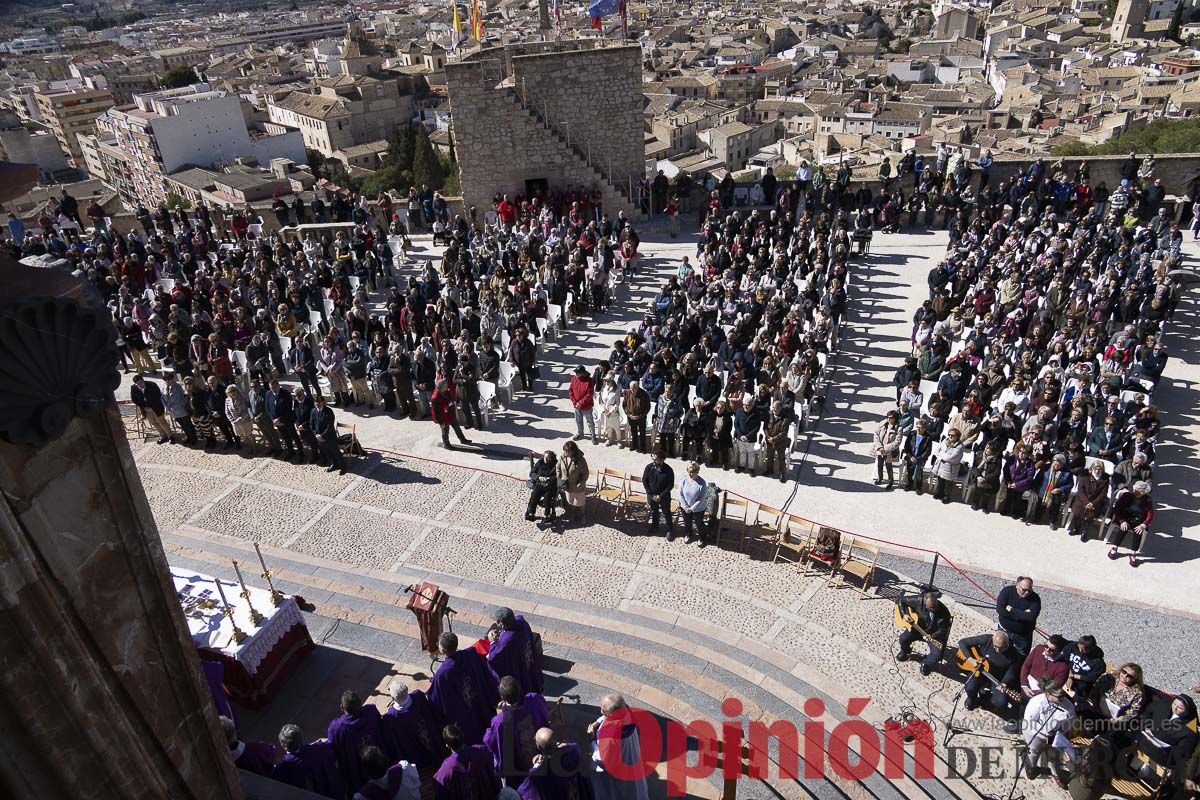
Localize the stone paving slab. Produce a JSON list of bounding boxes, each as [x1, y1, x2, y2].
[[288, 504, 427, 570]]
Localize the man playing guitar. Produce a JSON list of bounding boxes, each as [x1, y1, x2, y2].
[[896, 590, 952, 676], [956, 631, 1023, 715]]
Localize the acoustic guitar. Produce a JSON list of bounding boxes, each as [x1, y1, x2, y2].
[[893, 601, 938, 644], [955, 646, 1024, 703]]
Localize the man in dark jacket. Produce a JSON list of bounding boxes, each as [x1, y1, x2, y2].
[[958, 630, 1021, 714], [901, 418, 933, 493], [642, 450, 676, 539], [310, 395, 346, 474], [266, 379, 302, 459], [896, 590, 952, 675], [995, 577, 1041, 655], [130, 374, 173, 443], [623, 382, 651, 453]]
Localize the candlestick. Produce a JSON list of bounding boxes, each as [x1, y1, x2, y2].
[[213, 577, 247, 645], [232, 560, 264, 627], [254, 541, 284, 607]]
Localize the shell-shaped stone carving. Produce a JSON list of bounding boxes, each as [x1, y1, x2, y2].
[[0, 298, 120, 446]]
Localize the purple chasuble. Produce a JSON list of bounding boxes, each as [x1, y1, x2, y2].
[[433, 744, 502, 800], [271, 739, 347, 799], [517, 743, 595, 800], [201, 660, 236, 723], [381, 689, 444, 767], [429, 647, 500, 745], [327, 704, 385, 793], [484, 694, 552, 787], [487, 616, 544, 694], [233, 739, 276, 776]]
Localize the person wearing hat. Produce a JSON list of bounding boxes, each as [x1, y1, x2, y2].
[[872, 409, 901, 488], [1026, 453, 1073, 527]]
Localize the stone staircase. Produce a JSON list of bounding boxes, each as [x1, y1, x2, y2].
[[496, 84, 637, 212], [165, 525, 993, 800]]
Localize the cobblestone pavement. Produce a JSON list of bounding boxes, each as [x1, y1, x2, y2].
[[148, 445, 1053, 800]]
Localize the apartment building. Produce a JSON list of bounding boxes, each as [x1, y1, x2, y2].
[[33, 77, 115, 168], [95, 84, 304, 208], [265, 75, 413, 158]]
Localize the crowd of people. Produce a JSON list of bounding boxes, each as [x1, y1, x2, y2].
[[220, 607, 648, 800], [868, 151, 1183, 567], [895, 578, 1200, 798]]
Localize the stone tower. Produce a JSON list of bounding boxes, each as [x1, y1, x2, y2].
[[1110, 0, 1148, 42], [445, 41, 644, 219]]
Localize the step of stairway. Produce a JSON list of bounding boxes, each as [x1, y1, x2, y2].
[[165, 528, 976, 800]]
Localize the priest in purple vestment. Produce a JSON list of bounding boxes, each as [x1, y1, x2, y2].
[[353, 745, 420, 800], [270, 723, 347, 800], [433, 724, 503, 800], [487, 607, 545, 695], [380, 679, 445, 767], [327, 689, 386, 794], [219, 715, 276, 777], [484, 676, 552, 787], [202, 660, 236, 723], [429, 631, 500, 746], [517, 729, 595, 800]]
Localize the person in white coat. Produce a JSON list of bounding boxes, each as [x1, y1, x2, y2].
[[931, 428, 965, 503]]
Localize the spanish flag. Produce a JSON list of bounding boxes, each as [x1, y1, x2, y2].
[[471, 0, 484, 41]]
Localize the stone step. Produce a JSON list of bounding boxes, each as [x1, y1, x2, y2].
[[164, 527, 978, 800]]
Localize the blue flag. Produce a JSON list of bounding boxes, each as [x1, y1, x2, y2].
[[587, 0, 619, 18]]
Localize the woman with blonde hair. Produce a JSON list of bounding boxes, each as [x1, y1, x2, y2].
[[224, 385, 255, 452]]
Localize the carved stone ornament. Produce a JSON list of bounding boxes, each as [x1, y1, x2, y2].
[[0, 297, 120, 446]]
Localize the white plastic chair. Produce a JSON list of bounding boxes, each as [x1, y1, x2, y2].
[[348, 275, 360, 293], [546, 305, 562, 340], [231, 350, 249, 374], [497, 363, 515, 407], [477, 380, 498, 425]]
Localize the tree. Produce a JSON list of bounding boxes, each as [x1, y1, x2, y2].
[[306, 148, 327, 178], [160, 66, 196, 89], [165, 192, 192, 211], [359, 164, 407, 196], [411, 125, 445, 190], [387, 124, 415, 173], [1051, 119, 1200, 157]]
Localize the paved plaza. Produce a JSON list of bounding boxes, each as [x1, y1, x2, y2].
[[119, 226, 1200, 797]]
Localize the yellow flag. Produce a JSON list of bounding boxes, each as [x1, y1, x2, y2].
[[451, 0, 462, 48]]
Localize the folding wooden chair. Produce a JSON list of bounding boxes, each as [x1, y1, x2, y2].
[[772, 514, 815, 570], [750, 503, 786, 552], [620, 471, 648, 519], [335, 422, 358, 458], [801, 526, 844, 581], [594, 468, 628, 518], [836, 537, 880, 594], [717, 493, 752, 551]]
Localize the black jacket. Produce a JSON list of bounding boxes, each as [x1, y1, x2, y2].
[[131, 380, 165, 415], [995, 584, 1041, 641], [957, 633, 1021, 688], [903, 430, 933, 463], [900, 594, 952, 644], [642, 462, 675, 500], [310, 405, 336, 438]]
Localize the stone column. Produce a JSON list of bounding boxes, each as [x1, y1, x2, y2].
[[0, 162, 241, 800]]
